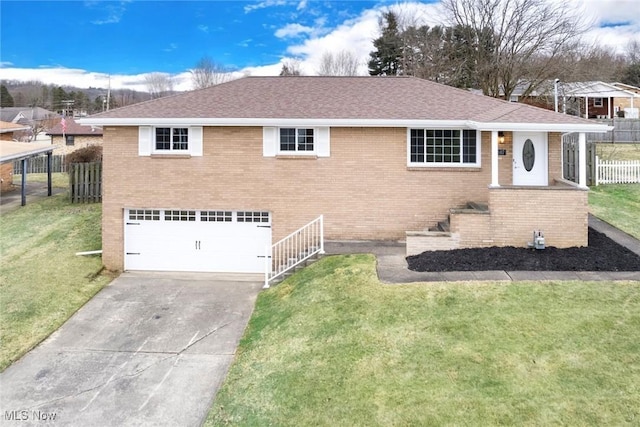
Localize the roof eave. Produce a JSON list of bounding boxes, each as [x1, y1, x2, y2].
[[471, 122, 613, 132], [78, 118, 473, 128], [79, 117, 613, 132]]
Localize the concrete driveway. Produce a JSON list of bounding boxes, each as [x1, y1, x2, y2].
[[0, 272, 263, 426]]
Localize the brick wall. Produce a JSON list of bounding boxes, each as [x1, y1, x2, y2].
[[51, 135, 102, 155], [103, 126, 498, 270], [0, 162, 13, 193], [488, 185, 588, 248], [102, 126, 570, 270]]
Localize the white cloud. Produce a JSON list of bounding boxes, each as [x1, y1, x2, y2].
[[197, 24, 209, 33], [577, 0, 640, 52], [244, 0, 287, 13], [275, 23, 314, 38], [163, 43, 179, 52], [89, 1, 129, 25], [0, 67, 193, 93], [2, 0, 638, 95], [297, 0, 307, 11]]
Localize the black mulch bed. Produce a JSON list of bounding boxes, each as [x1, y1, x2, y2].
[[406, 228, 640, 272]]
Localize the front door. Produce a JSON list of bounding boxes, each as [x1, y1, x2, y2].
[[513, 132, 548, 186]]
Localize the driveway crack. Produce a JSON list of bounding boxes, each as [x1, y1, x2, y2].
[[19, 321, 234, 411]]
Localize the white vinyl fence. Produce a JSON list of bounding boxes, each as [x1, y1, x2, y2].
[[595, 156, 640, 185]]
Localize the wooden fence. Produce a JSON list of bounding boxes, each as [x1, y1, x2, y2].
[[586, 118, 640, 143], [69, 162, 102, 203], [595, 156, 640, 185], [13, 154, 67, 174], [562, 133, 596, 185]]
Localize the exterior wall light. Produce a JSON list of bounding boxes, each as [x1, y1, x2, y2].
[[498, 131, 505, 144]]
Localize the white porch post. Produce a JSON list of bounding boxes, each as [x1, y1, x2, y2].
[[585, 96, 589, 119], [491, 130, 499, 187], [578, 132, 587, 188], [607, 97, 611, 118]]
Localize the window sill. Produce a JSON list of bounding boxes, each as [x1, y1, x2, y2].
[[407, 165, 481, 172], [150, 153, 192, 159], [275, 154, 318, 160]]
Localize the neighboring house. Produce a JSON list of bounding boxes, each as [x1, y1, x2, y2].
[[81, 76, 610, 275], [612, 82, 640, 116], [0, 107, 59, 141], [46, 117, 103, 154], [0, 121, 31, 192], [561, 81, 638, 119]]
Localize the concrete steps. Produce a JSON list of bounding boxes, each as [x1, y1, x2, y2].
[[406, 201, 490, 255]]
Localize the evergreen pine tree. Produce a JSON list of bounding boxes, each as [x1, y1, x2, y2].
[[0, 84, 14, 107], [368, 11, 403, 76]]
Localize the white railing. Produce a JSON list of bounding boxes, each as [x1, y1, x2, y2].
[[264, 215, 324, 289], [595, 156, 640, 185]]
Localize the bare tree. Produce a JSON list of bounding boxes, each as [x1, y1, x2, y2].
[[279, 59, 303, 76], [317, 50, 361, 76], [144, 72, 174, 99], [191, 56, 231, 89], [442, 0, 587, 99]]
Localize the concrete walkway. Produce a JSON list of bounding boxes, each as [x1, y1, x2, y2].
[[325, 219, 640, 282]]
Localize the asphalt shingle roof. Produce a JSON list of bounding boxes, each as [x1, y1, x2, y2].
[[87, 76, 602, 128], [47, 117, 103, 136]]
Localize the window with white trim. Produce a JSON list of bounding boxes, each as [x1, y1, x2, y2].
[[409, 129, 478, 166], [593, 98, 603, 107], [155, 127, 189, 152], [279, 128, 314, 153]]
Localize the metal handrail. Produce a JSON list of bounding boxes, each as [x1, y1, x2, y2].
[[264, 215, 324, 288]]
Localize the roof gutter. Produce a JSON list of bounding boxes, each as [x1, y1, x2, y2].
[[78, 117, 613, 132]]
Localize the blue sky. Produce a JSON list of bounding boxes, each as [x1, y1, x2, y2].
[[1, 0, 639, 91], [1, 1, 378, 73]]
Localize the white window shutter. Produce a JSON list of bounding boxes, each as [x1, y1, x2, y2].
[[138, 126, 152, 156], [316, 127, 330, 157], [263, 127, 277, 157], [190, 126, 203, 156]]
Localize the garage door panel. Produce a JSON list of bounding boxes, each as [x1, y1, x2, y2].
[[124, 209, 271, 273]]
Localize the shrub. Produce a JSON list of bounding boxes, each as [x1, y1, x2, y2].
[[65, 145, 102, 165]]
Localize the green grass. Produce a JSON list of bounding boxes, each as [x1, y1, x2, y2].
[[13, 172, 70, 188], [206, 255, 640, 426], [0, 193, 111, 371], [595, 143, 640, 161], [589, 184, 640, 240]]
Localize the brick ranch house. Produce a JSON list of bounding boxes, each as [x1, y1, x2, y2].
[[46, 117, 103, 155], [80, 76, 610, 274]]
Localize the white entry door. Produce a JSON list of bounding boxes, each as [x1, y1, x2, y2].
[[513, 132, 548, 186], [124, 209, 271, 273]]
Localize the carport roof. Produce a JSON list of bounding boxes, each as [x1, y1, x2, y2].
[[81, 76, 610, 133], [0, 141, 54, 164]]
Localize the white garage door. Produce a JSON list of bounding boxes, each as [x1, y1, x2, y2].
[[124, 209, 271, 273]]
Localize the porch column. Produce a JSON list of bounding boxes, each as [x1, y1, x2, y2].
[[585, 96, 589, 119], [21, 158, 27, 206], [47, 151, 52, 196], [578, 132, 587, 188], [490, 130, 499, 187], [607, 97, 611, 119]]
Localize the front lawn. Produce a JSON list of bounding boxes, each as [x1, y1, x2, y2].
[[0, 194, 111, 371], [589, 183, 640, 239], [12, 172, 69, 189], [595, 143, 640, 161], [207, 255, 640, 426]]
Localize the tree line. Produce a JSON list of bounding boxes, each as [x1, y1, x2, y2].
[[1, 80, 150, 114], [368, 0, 640, 101]]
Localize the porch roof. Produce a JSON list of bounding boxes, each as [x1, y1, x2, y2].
[[563, 81, 637, 99]]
